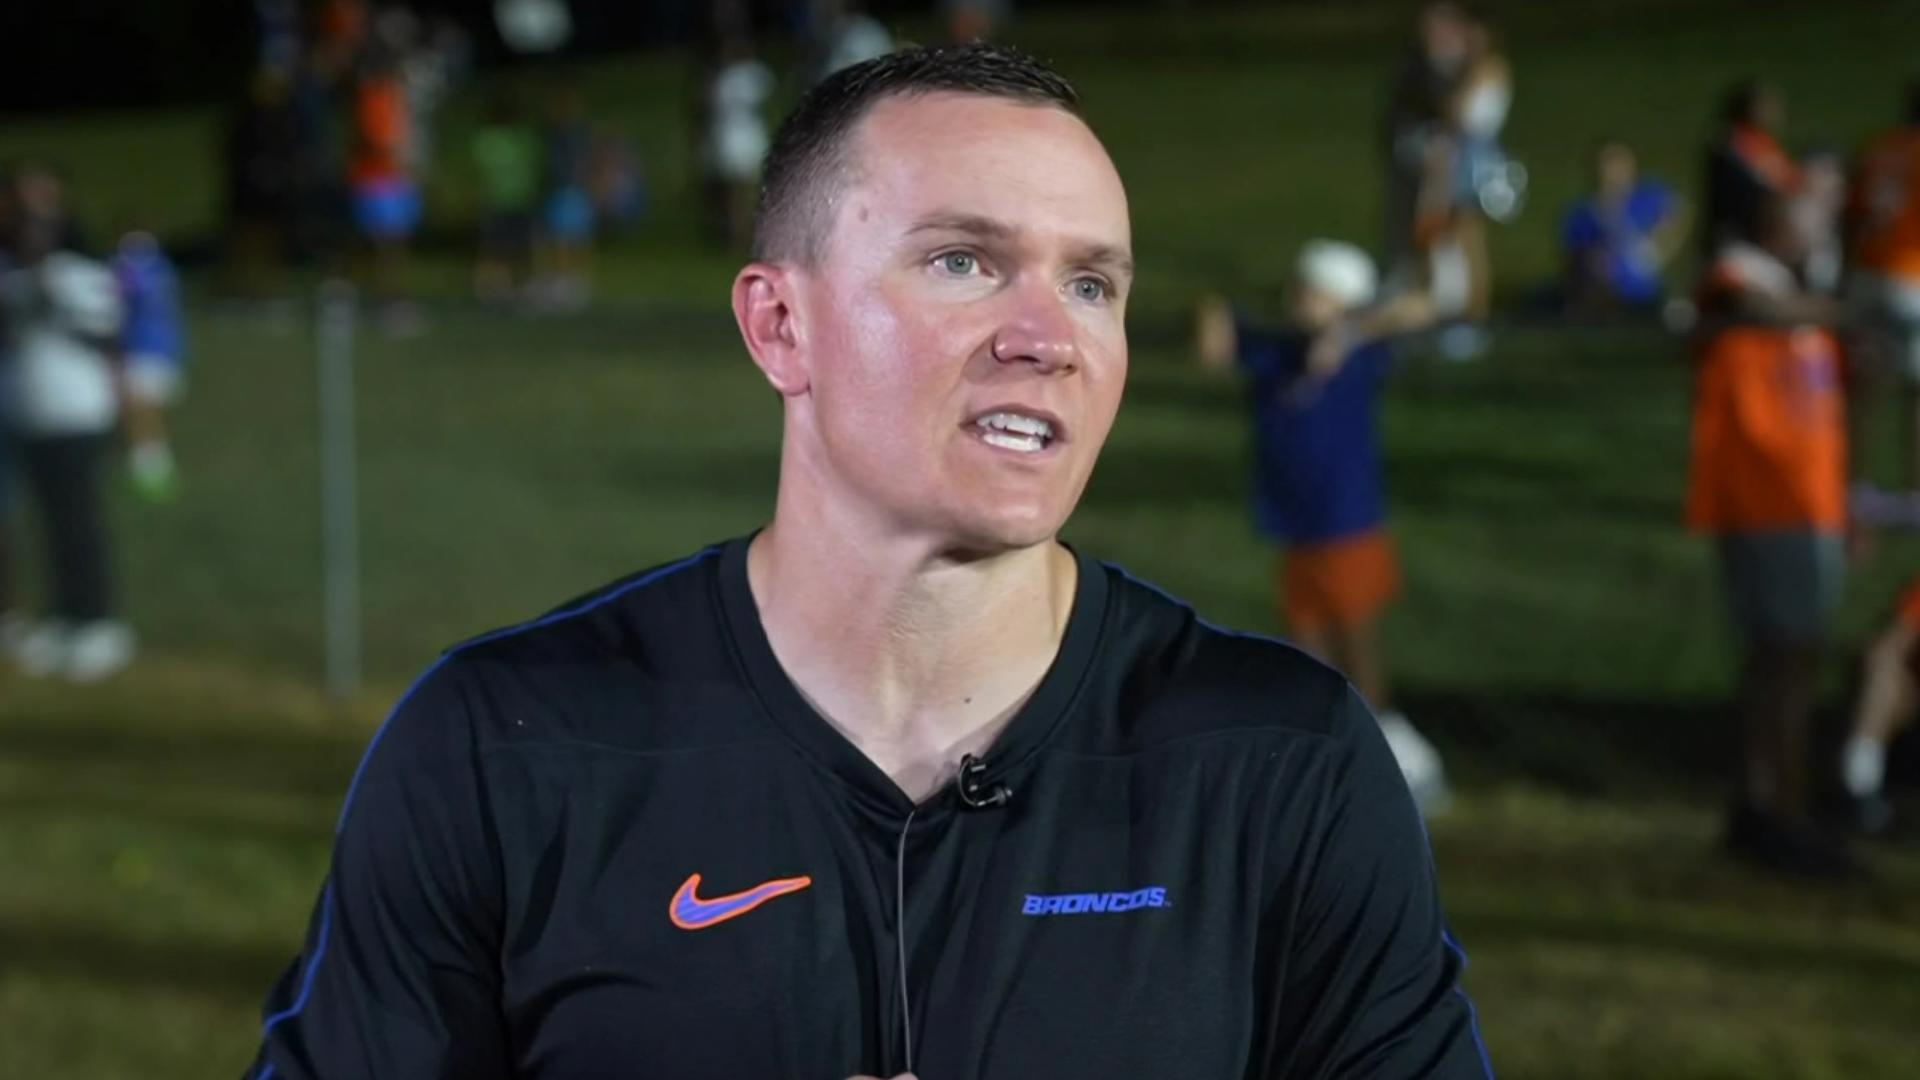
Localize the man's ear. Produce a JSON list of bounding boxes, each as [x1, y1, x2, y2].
[[733, 261, 810, 397]]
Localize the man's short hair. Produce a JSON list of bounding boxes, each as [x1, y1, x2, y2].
[[752, 42, 1082, 266]]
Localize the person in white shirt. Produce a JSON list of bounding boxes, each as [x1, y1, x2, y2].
[[0, 165, 136, 682]]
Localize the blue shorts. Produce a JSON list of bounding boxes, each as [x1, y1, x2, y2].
[[544, 186, 596, 242], [352, 177, 423, 241]]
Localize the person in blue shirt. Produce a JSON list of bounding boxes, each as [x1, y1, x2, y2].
[[1561, 139, 1689, 311], [113, 227, 187, 501], [1197, 239, 1448, 811]]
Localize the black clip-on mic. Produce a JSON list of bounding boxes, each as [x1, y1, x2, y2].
[[955, 753, 1014, 810]]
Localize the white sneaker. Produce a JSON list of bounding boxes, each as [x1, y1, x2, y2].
[[62, 620, 136, 683], [15, 619, 71, 678], [1378, 711, 1450, 815]]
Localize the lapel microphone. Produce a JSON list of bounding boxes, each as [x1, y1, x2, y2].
[[955, 753, 1014, 810]]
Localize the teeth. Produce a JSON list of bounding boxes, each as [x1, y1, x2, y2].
[[974, 412, 1054, 439], [981, 430, 1045, 453]]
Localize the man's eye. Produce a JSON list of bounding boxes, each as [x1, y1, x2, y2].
[[936, 252, 978, 275], [1072, 277, 1109, 302]]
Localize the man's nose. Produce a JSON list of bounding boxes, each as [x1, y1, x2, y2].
[[990, 285, 1081, 375]]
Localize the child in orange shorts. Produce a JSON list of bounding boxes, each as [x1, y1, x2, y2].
[[1198, 240, 1444, 810]]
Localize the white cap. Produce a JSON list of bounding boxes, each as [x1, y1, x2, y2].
[[1295, 240, 1377, 309]]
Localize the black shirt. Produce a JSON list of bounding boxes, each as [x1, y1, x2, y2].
[[249, 536, 1491, 1079]]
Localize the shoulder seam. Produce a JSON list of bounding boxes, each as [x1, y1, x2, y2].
[[336, 543, 724, 836], [1098, 558, 1322, 661], [256, 545, 724, 1056]]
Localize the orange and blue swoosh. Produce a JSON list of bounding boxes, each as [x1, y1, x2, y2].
[[669, 873, 813, 930]]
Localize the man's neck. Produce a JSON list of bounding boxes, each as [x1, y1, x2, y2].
[[746, 512, 1077, 804]]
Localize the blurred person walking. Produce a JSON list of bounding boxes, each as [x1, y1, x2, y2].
[[1197, 242, 1449, 813], [1382, 3, 1472, 285], [1424, 16, 1516, 358], [535, 81, 597, 311], [348, 43, 425, 334], [469, 89, 541, 302], [113, 224, 188, 502], [1687, 196, 1858, 877], [0, 165, 135, 682]]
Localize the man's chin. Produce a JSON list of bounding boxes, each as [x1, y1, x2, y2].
[[938, 506, 1070, 560]]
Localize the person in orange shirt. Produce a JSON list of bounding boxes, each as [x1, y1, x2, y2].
[[349, 47, 423, 334], [1848, 83, 1920, 486], [1688, 195, 1861, 876]]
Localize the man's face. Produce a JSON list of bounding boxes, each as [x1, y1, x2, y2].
[[788, 92, 1132, 553]]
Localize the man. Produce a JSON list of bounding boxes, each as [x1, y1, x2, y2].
[[1686, 195, 1858, 877], [1382, 2, 1473, 283], [1196, 241, 1448, 813], [248, 45, 1489, 1079], [1561, 140, 1687, 312], [0, 164, 137, 682]]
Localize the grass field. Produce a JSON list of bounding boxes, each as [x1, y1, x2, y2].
[[5, 2, 1920, 1077]]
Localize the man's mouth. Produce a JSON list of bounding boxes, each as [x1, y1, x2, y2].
[[968, 409, 1061, 454]]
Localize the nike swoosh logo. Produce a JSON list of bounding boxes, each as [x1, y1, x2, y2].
[[670, 872, 813, 931]]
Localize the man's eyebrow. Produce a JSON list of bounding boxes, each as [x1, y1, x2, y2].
[[1070, 242, 1135, 281], [908, 212, 1134, 280], [906, 212, 1019, 241]]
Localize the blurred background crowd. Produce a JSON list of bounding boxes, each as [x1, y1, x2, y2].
[[2, 2, 1919, 1078]]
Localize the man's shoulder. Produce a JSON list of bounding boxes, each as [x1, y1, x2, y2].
[[1086, 559, 1361, 752], [449, 544, 726, 669], [390, 543, 758, 752]]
